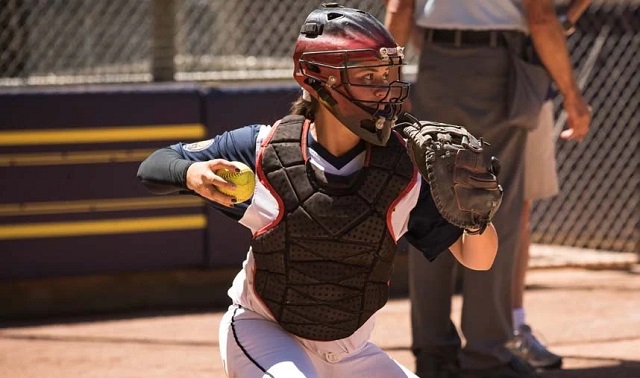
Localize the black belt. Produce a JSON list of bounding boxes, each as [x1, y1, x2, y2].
[[425, 29, 514, 47]]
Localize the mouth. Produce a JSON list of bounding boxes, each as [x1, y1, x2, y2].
[[371, 102, 402, 122]]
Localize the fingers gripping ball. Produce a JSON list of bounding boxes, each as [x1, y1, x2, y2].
[[215, 162, 256, 203]]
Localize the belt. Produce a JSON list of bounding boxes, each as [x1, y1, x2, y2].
[[425, 29, 511, 47]]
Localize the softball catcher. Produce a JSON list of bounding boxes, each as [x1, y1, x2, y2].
[[138, 4, 501, 377]]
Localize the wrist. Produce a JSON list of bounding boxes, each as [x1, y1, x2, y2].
[[562, 90, 585, 106], [184, 161, 197, 190]]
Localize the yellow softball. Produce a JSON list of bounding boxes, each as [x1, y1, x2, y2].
[[215, 161, 256, 203]]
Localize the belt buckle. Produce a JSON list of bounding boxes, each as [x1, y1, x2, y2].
[[489, 31, 498, 48], [426, 29, 434, 43], [454, 30, 462, 47]]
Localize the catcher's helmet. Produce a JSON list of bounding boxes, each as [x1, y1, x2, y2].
[[293, 3, 409, 146]]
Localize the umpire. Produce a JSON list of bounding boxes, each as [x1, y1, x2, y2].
[[385, 0, 591, 377]]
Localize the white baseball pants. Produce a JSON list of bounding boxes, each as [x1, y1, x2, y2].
[[219, 304, 417, 378]]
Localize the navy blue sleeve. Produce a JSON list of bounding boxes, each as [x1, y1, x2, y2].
[[171, 124, 261, 172], [403, 179, 463, 261], [137, 124, 262, 220]]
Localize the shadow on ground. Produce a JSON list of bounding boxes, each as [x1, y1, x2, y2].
[[540, 358, 640, 378], [0, 307, 219, 329]]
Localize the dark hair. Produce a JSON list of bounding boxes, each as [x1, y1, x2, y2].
[[290, 96, 318, 121]]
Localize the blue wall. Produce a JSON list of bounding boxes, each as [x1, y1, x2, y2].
[[0, 82, 300, 279]]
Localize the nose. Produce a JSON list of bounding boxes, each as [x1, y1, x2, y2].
[[373, 86, 388, 100]]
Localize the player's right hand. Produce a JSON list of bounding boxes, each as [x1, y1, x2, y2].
[[186, 159, 240, 207]]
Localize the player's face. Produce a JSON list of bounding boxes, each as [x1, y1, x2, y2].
[[344, 63, 404, 107]]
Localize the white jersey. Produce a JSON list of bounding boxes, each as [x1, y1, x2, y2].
[[414, 0, 528, 32]]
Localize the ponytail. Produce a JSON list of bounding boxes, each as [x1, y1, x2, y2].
[[290, 95, 318, 121]]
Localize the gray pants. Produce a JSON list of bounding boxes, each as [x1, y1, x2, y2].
[[409, 39, 527, 370]]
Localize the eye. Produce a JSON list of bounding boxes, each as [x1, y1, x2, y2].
[[363, 73, 374, 82]]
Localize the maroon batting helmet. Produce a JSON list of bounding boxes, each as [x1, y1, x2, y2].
[[293, 3, 409, 146]]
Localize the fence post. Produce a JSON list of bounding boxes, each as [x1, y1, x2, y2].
[[152, 0, 176, 82], [0, 0, 29, 79]]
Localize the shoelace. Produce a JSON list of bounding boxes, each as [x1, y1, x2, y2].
[[520, 327, 552, 353]]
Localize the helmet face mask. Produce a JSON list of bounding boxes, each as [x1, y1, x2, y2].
[[293, 5, 410, 146]]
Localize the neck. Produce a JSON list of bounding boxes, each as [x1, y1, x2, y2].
[[311, 107, 361, 157]]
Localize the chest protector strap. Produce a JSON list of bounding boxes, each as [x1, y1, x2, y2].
[[251, 115, 415, 341]]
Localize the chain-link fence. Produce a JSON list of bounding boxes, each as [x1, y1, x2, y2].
[[532, 2, 639, 252], [0, 0, 637, 252], [0, 0, 152, 85], [0, 0, 386, 84]]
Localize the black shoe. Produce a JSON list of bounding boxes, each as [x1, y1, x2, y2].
[[415, 354, 461, 378], [506, 324, 563, 369], [461, 357, 537, 378]]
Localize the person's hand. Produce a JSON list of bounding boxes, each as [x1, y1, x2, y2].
[[560, 95, 591, 141], [186, 159, 241, 207]]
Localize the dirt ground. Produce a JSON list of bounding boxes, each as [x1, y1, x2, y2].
[[1, 267, 639, 378]]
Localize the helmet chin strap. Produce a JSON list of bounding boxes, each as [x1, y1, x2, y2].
[[375, 117, 393, 130], [361, 118, 392, 145], [310, 80, 338, 107]]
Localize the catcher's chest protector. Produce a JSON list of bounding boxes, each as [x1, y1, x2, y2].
[[251, 115, 415, 341]]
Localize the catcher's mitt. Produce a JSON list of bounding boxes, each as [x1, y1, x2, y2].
[[398, 114, 503, 234]]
